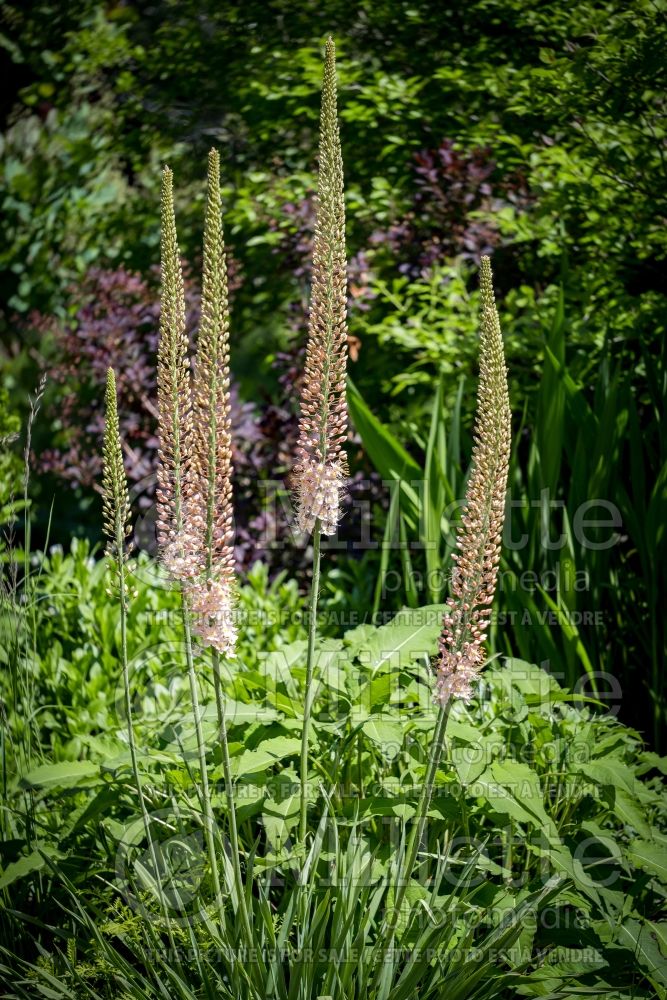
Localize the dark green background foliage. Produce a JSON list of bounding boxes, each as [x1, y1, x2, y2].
[[0, 6, 665, 731]]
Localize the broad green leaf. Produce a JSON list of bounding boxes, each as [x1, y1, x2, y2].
[[473, 769, 550, 833], [362, 717, 405, 759], [617, 918, 667, 986], [451, 733, 502, 786], [548, 846, 601, 907], [344, 796, 416, 821], [576, 759, 638, 796], [262, 768, 301, 849], [488, 759, 557, 838], [639, 752, 667, 776], [0, 846, 61, 890], [494, 657, 561, 700], [360, 671, 394, 711], [522, 946, 607, 983], [626, 841, 667, 882], [229, 785, 265, 826], [358, 604, 443, 674], [229, 737, 302, 777], [21, 760, 100, 790], [258, 643, 306, 698], [650, 921, 667, 958], [343, 622, 380, 659], [614, 789, 653, 839], [202, 699, 280, 727]]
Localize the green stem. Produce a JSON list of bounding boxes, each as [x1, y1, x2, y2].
[[299, 519, 322, 842], [212, 648, 254, 946], [379, 699, 452, 958], [116, 530, 180, 963], [180, 589, 225, 928]]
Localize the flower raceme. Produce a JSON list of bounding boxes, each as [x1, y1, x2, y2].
[[293, 37, 349, 536], [156, 153, 236, 655], [102, 367, 132, 575], [156, 165, 193, 582], [185, 150, 236, 655], [435, 256, 511, 704]]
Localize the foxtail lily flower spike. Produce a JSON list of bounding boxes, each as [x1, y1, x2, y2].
[[156, 166, 195, 581], [294, 37, 348, 536], [185, 149, 237, 655], [435, 256, 511, 703]]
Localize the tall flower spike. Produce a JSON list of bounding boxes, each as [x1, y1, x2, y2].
[[435, 256, 511, 704], [294, 37, 348, 536], [103, 368, 132, 575], [156, 166, 193, 580], [186, 149, 237, 655]]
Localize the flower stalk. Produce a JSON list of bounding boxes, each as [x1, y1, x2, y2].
[[103, 368, 179, 958], [379, 255, 511, 961], [295, 37, 349, 840], [299, 519, 321, 841], [157, 167, 224, 926], [186, 148, 251, 945]]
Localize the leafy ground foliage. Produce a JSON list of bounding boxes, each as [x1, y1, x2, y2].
[[1, 543, 667, 996]]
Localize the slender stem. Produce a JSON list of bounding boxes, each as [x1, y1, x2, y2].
[[211, 647, 254, 946], [379, 699, 452, 958], [299, 519, 322, 842], [180, 589, 225, 927], [116, 530, 180, 963]]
